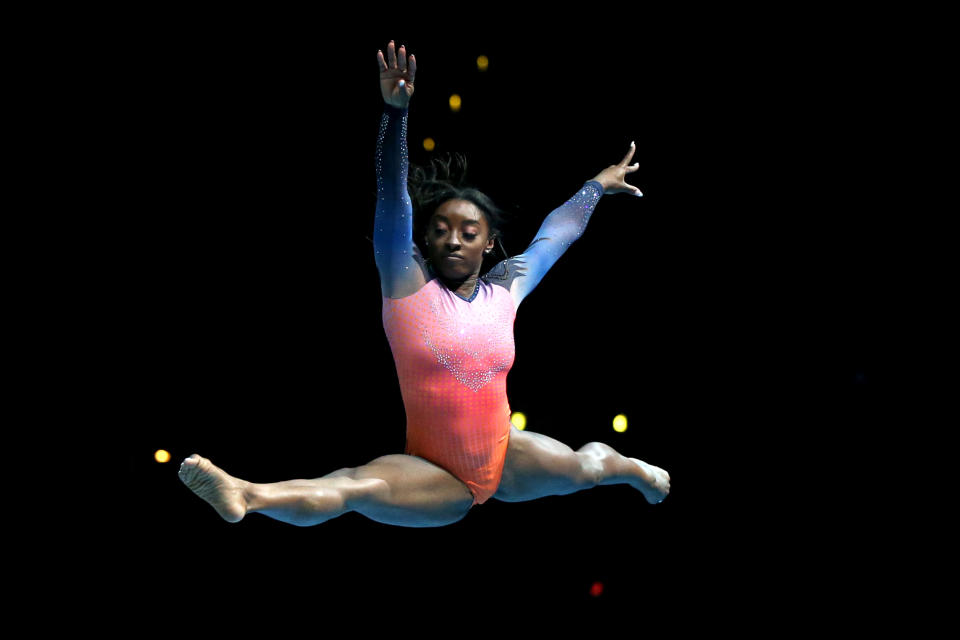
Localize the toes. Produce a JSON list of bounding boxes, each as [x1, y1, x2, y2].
[[179, 455, 202, 481]]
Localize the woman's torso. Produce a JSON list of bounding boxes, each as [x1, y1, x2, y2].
[[381, 275, 517, 501]]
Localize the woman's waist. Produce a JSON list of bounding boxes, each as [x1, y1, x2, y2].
[[401, 392, 511, 420], [404, 409, 512, 449], [398, 372, 510, 399]]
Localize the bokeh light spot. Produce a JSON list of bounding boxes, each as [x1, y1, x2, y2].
[[154, 449, 171, 463], [613, 414, 628, 433], [511, 412, 526, 431]]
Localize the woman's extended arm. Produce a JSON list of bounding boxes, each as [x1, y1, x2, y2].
[[487, 142, 643, 310], [373, 41, 427, 299], [496, 180, 604, 309]]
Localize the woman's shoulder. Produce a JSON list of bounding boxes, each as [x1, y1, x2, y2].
[[482, 256, 526, 291], [382, 276, 438, 302]]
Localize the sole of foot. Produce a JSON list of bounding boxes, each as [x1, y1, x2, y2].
[[178, 454, 247, 523]]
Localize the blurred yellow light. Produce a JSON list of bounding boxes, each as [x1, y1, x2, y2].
[[449, 94, 462, 112], [476, 55, 489, 71], [613, 414, 628, 433], [511, 412, 527, 431], [423, 137, 436, 151], [154, 449, 171, 463]]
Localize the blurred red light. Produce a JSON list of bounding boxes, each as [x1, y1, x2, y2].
[[590, 581, 604, 597]]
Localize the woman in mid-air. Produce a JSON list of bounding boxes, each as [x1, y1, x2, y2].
[[179, 39, 670, 528]]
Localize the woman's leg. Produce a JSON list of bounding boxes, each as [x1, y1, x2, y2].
[[492, 425, 670, 504], [178, 452, 475, 528]]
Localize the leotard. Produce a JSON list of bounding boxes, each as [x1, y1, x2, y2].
[[374, 104, 604, 505]]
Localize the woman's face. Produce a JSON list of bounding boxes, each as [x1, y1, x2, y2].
[[425, 199, 495, 279]]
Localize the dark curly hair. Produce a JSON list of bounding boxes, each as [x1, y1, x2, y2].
[[406, 151, 512, 265]]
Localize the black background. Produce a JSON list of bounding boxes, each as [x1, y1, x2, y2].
[[57, 12, 912, 630]]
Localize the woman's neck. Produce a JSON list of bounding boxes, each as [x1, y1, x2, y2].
[[429, 262, 480, 299]]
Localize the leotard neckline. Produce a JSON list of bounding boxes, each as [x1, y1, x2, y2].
[[426, 262, 481, 303]]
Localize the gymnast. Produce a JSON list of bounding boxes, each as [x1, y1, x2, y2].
[[179, 39, 670, 527]]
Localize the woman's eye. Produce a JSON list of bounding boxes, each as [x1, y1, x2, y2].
[[464, 233, 477, 240]]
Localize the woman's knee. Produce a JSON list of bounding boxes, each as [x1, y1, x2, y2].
[[577, 442, 615, 485], [575, 451, 605, 489]]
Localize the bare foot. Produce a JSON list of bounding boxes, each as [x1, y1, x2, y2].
[[178, 454, 249, 523], [629, 458, 671, 505]]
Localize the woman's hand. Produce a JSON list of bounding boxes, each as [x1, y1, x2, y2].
[[377, 40, 416, 109], [590, 142, 643, 196]]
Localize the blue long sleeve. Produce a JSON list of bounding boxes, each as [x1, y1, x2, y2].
[[374, 104, 426, 297], [483, 180, 604, 308]]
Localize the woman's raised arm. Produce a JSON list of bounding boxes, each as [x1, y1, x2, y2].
[[373, 40, 428, 299], [498, 142, 644, 310]]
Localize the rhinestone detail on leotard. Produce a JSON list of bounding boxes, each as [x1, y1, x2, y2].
[[374, 106, 410, 259], [420, 283, 515, 392]]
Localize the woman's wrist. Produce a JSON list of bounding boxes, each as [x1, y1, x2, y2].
[[587, 178, 607, 195]]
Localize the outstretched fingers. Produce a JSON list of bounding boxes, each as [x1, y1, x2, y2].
[[619, 141, 639, 169], [387, 40, 397, 68], [386, 41, 408, 70], [619, 141, 643, 196], [378, 40, 415, 82], [620, 142, 642, 196]]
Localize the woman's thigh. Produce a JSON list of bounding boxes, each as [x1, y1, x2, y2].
[[346, 454, 475, 528], [493, 425, 599, 502]]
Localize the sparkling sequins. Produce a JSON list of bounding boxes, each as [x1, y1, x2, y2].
[[374, 108, 410, 203], [419, 283, 515, 392], [484, 181, 602, 306], [374, 106, 423, 285]]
